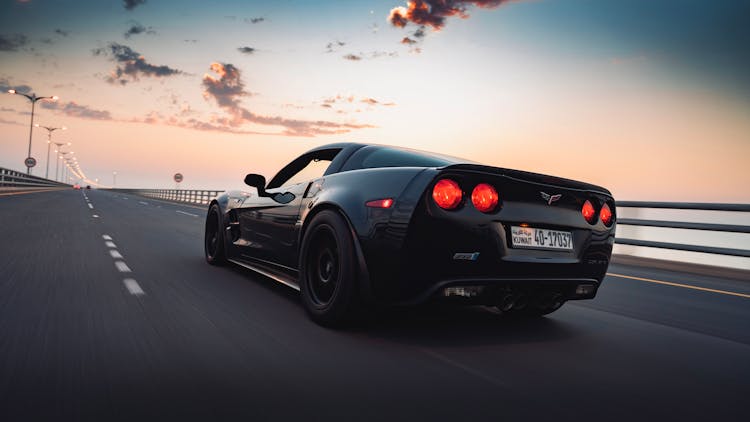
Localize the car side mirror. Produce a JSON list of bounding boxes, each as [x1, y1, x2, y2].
[[244, 174, 268, 197]]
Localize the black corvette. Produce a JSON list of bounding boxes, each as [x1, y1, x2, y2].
[[204, 143, 616, 325]]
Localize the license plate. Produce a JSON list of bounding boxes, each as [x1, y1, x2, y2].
[[511, 226, 573, 250]]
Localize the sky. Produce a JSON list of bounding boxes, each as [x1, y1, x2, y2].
[[0, 0, 748, 201]]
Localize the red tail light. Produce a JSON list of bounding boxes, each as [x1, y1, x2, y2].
[[432, 179, 462, 210], [582, 200, 596, 224], [471, 183, 499, 213], [365, 198, 394, 208], [600, 203, 613, 226]]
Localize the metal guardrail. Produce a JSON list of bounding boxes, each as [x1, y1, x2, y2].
[[108, 191, 750, 259], [0, 167, 69, 188], [111, 189, 223, 206], [615, 201, 750, 258]]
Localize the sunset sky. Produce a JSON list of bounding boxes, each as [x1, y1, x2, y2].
[[1, 0, 748, 201]]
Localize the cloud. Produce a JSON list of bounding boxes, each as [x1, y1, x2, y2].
[[342, 51, 398, 60], [54, 29, 70, 37], [0, 77, 32, 94], [201, 62, 373, 136], [123, 0, 146, 11], [92, 42, 182, 84], [245, 17, 265, 24], [325, 40, 346, 53], [0, 117, 22, 126], [0, 34, 28, 51], [319, 95, 397, 112], [237, 46, 256, 54], [388, 1, 511, 30], [40, 101, 113, 120], [124, 22, 156, 39]]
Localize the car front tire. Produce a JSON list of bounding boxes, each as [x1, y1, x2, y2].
[[205, 203, 227, 266]]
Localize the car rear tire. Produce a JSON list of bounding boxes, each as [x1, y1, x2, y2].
[[299, 210, 360, 326], [205, 203, 227, 266]]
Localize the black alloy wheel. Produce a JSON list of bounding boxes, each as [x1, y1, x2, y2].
[[300, 210, 359, 326]]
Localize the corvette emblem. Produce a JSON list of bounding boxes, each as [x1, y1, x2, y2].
[[540, 192, 562, 205]]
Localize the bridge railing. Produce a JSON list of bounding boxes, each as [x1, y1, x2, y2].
[[111, 189, 224, 206], [0, 167, 69, 189], [615, 201, 750, 260]]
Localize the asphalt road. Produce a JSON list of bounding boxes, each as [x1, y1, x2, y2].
[[1, 189, 748, 421]]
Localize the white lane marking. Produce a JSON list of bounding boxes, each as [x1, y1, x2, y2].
[[105, 241, 117, 248], [139, 201, 148, 205], [607, 273, 750, 299], [102, 234, 112, 240], [123, 278, 145, 295], [115, 261, 131, 273], [110, 250, 123, 259], [176, 210, 199, 217], [88, 203, 93, 209], [92, 214, 99, 218]]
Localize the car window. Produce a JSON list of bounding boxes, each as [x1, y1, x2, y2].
[[341, 146, 466, 171], [266, 148, 342, 189], [283, 158, 332, 187]]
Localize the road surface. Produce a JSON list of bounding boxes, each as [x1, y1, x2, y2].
[[1, 189, 748, 421]]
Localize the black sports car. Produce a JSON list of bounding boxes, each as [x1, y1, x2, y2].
[[205, 143, 615, 325]]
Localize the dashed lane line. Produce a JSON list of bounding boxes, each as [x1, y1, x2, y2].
[[176, 210, 199, 217], [102, 234, 112, 240], [88, 203, 93, 209], [123, 279, 145, 295], [607, 272, 750, 299], [105, 241, 116, 248], [109, 250, 123, 259], [114, 261, 131, 273], [139, 201, 148, 205]]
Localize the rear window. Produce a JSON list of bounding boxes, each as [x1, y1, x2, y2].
[[341, 146, 462, 171]]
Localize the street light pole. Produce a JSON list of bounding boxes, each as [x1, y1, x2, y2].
[[36, 125, 66, 179], [7, 90, 59, 174], [53, 142, 70, 182], [113, 171, 117, 188]]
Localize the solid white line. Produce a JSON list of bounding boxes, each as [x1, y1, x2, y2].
[[102, 234, 112, 240], [176, 210, 199, 217], [607, 273, 750, 299], [110, 250, 123, 259], [115, 261, 131, 273], [88, 203, 93, 209], [123, 278, 145, 295], [105, 241, 117, 248], [139, 201, 148, 205]]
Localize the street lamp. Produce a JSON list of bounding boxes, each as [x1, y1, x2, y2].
[[35, 124, 67, 179], [7, 89, 59, 174], [53, 141, 71, 182]]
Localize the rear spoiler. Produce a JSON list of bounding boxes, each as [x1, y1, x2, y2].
[[440, 164, 612, 196]]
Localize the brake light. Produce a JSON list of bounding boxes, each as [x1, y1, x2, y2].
[[600, 203, 613, 226], [582, 200, 596, 224], [432, 179, 462, 210], [471, 183, 499, 213], [365, 198, 394, 208]]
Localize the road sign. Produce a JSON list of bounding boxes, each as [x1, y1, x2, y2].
[[174, 173, 183, 183], [25, 157, 37, 168]]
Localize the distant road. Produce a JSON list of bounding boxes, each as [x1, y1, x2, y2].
[[1, 189, 748, 421]]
